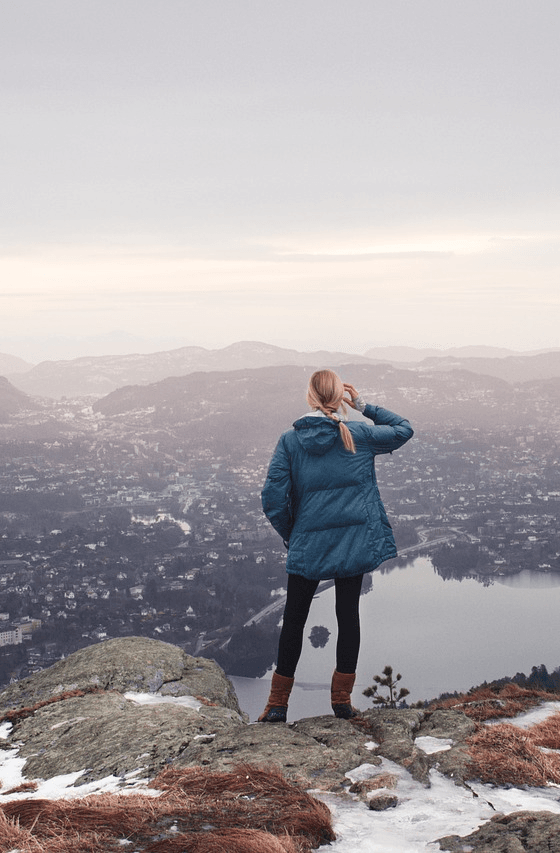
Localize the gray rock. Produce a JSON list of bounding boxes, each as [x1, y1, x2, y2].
[[175, 715, 382, 791], [1, 639, 383, 792], [349, 773, 399, 797], [0, 636, 243, 716], [437, 810, 560, 852], [368, 793, 399, 810], [351, 707, 479, 787], [359, 708, 431, 784], [416, 709, 477, 742], [416, 709, 478, 786], [11, 689, 243, 785], [429, 743, 474, 786]]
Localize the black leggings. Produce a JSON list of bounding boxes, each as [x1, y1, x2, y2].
[[276, 573, 363, 679]]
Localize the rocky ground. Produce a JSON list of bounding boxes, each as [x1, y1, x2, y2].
[[1, 637, 560, 852]]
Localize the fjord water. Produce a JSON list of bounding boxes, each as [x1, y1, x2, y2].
[[232, 557, 560, 722]]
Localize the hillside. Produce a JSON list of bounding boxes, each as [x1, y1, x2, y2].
[[418, 350, 560, 384], [0, 352, 34, 374], [92, 361, 540, 454], [364, 345, 558, 362], [0, 375, 33, 422]]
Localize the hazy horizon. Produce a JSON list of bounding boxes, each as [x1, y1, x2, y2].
[[2, 2, 559, 362], [2, 335, 560, 367]]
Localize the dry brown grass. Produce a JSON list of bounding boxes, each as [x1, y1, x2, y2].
[[0, 764, 334, 853], [430, 685, 560, 786], [467, 723, 560, 786], [526, 710, 560, 750], [145, 828, 304, 853], [430, 683, 560, 722], [0, 687, 111, 726], [0, 780, 39, 796]]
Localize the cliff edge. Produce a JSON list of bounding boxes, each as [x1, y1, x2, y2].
[[1, 637, 560, 852]]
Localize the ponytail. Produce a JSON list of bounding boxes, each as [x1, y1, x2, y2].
[[338, 419, 356, 454], [307, 370, 356, 454]]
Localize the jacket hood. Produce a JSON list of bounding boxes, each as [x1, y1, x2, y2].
[[293, 414, 340, 456]]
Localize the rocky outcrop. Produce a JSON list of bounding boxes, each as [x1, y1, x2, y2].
[[348, 706, 477, 786], [0, 636, 242, 714], [438, 810, 560, 852], [0, 637, 245, 786], [178, 714, 382, 790], [12, 690, 242, 786], [0, 637, 496, 791], [0, 638, 476, 792], [1, 637, 559, 853]]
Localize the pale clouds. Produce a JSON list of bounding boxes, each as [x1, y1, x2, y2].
[[1, 1, 559, 359]]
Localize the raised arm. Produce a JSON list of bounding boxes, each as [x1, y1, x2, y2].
[[360, 404, 414, 454], [344, 383, 413, 454]]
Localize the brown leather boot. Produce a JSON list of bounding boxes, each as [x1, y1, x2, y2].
[[331, 670, 358, 719], [258, 672, 294, 723]]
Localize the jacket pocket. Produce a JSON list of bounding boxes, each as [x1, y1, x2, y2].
[[301, 483, 366, 532], [304, 522, 370, 578]]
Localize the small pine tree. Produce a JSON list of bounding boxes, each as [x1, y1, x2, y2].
[[363, 665, 410, 708]]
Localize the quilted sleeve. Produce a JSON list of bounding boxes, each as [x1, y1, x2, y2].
[[261, 434, 293, 543], [360, 404, 414, 454]]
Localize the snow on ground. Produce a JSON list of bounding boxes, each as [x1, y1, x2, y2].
[[413, 736, 452, 754], [316, 757, 560, 853], [123, 691, 203, 711], [488, 700, 560, 729], [2, 701, 560, 851]]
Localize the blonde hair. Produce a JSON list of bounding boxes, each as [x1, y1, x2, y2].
[[307, 369, 356, 453]]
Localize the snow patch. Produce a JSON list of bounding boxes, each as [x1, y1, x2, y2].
[[489, 700, 560, 729], [414, 736, 453, 754], [123, 691, 202, 711]]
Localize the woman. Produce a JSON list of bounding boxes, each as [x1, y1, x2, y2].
[[259, 369, 413, 722]]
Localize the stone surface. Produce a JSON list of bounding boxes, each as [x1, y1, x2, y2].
[[416, 709, 477, 742], [368, 793, 399, 811], [0, 636, 242, 716], [416, 709, 478, 786], [438, 810, 560, 852], [350, 707, 480, 786], [349, 774, 399, 795], [175, 715, 382, 790], [357, 708, 430, 784], [11, 690, 243, 785]]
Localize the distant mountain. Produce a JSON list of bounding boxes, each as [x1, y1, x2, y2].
[[0, 376, 32, 422], [364, 345, 557, 362], [9, 341, 560, 401], [93, 362, 536, 456], [417, 351, 560, 384], [7, 341, 376, 400], [0, 352, 34, 374]]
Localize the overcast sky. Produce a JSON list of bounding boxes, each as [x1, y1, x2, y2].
[[1, 1, 559, 361]]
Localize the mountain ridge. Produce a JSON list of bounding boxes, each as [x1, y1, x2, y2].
[[364, 344, 559, 361], [7, 341, 376, 400], [7, 340, 560, 400]]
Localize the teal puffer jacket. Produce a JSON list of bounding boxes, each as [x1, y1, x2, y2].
[[261, 405, 413, 580]]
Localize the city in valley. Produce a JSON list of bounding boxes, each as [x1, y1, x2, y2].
[[1, 350, 559, 687]]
